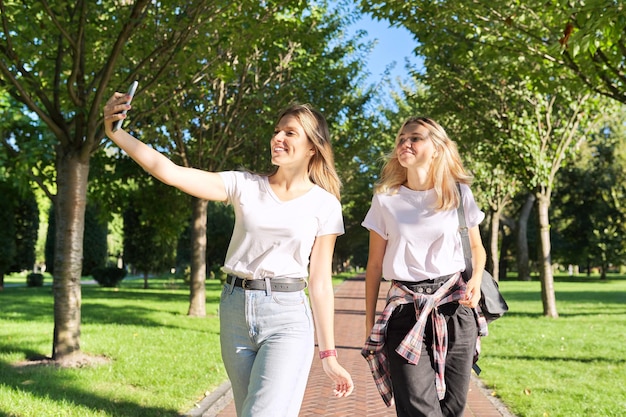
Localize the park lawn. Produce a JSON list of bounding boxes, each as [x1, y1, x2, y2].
[[0, 272, 353, 417], [477, 274, 626, 417], [1, 272, 624, 416], [0, 277, 226, 417]]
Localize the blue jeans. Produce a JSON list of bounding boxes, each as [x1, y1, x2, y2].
[[220, 284, 314, 417]]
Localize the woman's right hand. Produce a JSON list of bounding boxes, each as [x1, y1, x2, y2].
[[101, 93, 228, 203], [103, 92, 131, 135]]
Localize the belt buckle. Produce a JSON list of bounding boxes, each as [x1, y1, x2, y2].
[[242, 279, 251, 289]]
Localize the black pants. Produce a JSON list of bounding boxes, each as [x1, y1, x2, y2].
[[386, 283, 478, 417]]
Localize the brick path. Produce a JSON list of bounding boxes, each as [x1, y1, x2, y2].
[[209, 277, 510, 417]]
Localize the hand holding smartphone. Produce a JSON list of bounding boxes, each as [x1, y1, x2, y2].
[[112, 81, 138, 132]]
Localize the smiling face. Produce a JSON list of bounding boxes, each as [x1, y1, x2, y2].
[[395, 122, 436, 170], [270, 114, 314, 169]]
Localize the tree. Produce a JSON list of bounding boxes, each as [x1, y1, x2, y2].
[[516, 192, 537, 281], [527, 92, 603, 316], [483, 1, 626, 105], [0, 0, 256, 364], [552, 108, 626, 277], [123, 188, 180, 289], [0, 94, 44, 283], [128, 1, 374, 316], [361, 1, 626, 104], [81, 204, 108, 277], [361, 0, 609, 317], [91, 136, 190, 288], [10, 188, 39, 274]]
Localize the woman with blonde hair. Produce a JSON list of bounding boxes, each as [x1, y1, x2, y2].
[[362, 116, 486, 416], [104, 94, 353, 417]]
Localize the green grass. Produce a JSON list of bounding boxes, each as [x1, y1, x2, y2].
[[0, 276, 226, 417], [478, 274, 626, 417], [2, 272, 625, 416]]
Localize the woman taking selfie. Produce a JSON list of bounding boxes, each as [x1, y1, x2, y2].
[[104, 91, 353, 417]]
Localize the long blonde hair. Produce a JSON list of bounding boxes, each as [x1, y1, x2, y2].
[[272, 103, 342, 200], [375, 116, 472, 210]]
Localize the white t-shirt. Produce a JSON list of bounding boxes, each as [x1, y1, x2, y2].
[[219, 171, 344, 280], [362, 184, 484, 282]]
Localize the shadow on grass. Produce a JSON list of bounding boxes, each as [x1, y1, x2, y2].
[[491, 295, 624, 320], [493, 308, 625, 321], [553, 274, 626, 283], [502, 274, 626, 283], [0, 358, 181, 417], [501, 285, 625, 305], [491, 353, 626, 365], [0, 283, 222, 328], [1, 280, 223, 371], [80, 301, 220, 329], [0, 279, 226, 416]]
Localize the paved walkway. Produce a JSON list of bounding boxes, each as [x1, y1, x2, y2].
[[189, 277, 513, 417]]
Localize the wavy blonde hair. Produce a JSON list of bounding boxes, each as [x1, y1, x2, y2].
[[375, 116, 472, 210], [269, 103, 341, 200]]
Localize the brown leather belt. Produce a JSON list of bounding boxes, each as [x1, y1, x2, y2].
[[226, 275, 307, 292]]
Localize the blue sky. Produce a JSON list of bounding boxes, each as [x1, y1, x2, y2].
[[348, 13, 422, 90]]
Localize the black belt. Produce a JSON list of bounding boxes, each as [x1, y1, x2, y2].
[[393, 274, 454, 294], [226, 275, 307, 292]]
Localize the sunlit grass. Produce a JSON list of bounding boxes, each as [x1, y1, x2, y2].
[[0, 276, 226, 417], [478, 274, 626, 417], [2, 272, 625, 416]]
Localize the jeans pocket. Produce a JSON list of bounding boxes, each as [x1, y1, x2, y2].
[[272, 291, 306, 306]]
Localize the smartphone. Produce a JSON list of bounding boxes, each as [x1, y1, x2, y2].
[[112, 81, 138, 132]]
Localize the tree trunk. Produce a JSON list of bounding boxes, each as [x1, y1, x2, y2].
[[536, 192, 558, 318], [143, 271, 148, 289], [489, 209, 502, 281], [188, 197, 208, 317], [52, 152, 89, 361], [517, 192, 535, 281]]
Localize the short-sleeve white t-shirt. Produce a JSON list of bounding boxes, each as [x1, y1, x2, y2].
[[219, 171, 344, 279], [362, 183, 484, 282]]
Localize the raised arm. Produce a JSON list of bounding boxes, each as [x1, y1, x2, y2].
[[103, 92, 227, 202]]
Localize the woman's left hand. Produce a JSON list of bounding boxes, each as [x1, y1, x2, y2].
[[459, 275, 482, 308], [321, 357, 354, 397]]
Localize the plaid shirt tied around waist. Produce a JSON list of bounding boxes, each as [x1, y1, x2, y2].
[[361, 272, 488, 407]]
